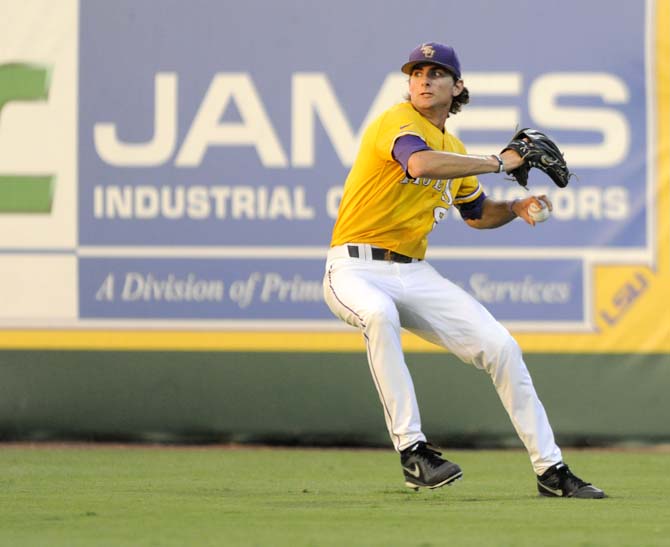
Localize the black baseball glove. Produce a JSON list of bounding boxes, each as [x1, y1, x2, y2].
[[501, 128, 572, 188]]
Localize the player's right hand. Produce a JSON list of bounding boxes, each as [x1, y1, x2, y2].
[[511, 195, 552, 227]]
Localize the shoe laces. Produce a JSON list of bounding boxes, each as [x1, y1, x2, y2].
[[558, 465, 590, 489], [412, 442, 446, 467]]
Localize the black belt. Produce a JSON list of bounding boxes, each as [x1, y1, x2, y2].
[[347, 245, 418, 263]]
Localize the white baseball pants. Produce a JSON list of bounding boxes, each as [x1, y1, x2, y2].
[[323, 243, 562, 475]]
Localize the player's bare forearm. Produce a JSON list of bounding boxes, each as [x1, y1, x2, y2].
[[464, 195, 553, 229], [407, 149, 523, 179]]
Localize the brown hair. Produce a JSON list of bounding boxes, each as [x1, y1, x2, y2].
[[450, 86, 470, 115]]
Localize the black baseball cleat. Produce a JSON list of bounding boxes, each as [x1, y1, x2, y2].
[[400, 441, 463, 491], [537, 462, 606, 498]]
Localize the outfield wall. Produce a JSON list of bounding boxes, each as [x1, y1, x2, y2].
[[1, 1, 670, 444], [2, 351, 669, 445]]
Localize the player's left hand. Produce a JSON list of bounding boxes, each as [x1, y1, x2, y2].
[[511, 195, 552, 227], [501, 128, 572, 188]]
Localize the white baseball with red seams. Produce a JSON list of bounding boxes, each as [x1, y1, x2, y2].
[[528, 202, 550, 222]]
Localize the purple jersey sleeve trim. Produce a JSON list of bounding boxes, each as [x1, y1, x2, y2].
[[457, 192, 487, 220], [392, 134, 431, 173], [453, 182, 483, 204]]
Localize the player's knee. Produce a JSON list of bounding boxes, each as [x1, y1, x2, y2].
[[360, 300, 400, 330], [472, 330, 521, 373], [498, 335, 522, 363]]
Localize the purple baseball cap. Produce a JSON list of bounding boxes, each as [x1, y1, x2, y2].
[[401, 42, 462, 79]]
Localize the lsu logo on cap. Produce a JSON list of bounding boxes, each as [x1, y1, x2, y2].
[[420, 44, 435, 58]]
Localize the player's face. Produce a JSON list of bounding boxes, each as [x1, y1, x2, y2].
[[408, 64, 462, 115]]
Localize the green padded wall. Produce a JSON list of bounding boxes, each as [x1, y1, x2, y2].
[[1, 351, 669, 446]]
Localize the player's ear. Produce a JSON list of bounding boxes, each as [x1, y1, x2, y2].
[[452, 79, 464, 97]]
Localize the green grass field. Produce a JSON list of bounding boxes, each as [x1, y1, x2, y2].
[[1, 444, 669, 547]]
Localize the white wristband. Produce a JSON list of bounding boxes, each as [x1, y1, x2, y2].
[[493, 154, 505, 173]]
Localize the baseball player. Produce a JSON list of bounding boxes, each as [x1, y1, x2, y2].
[[323, 42, 605, 498]]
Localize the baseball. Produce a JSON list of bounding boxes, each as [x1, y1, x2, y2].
[[528, 202, 550, 223]]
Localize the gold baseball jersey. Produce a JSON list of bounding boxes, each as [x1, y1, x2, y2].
[[330, 101, 482, 259]]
